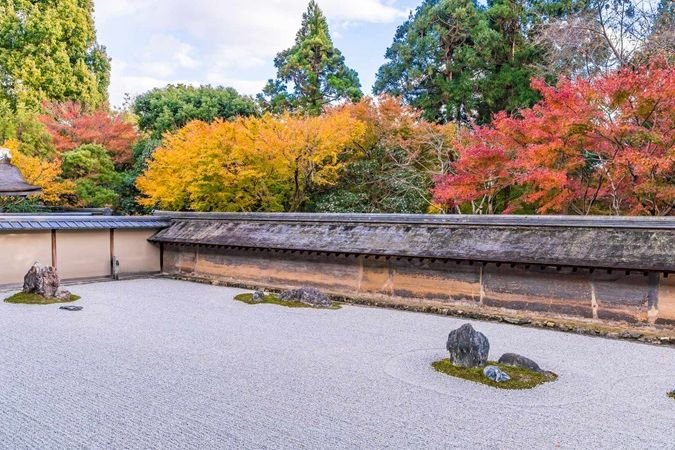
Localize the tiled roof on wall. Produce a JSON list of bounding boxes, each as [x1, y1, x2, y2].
[[150, 212, 675, 272], [0, 215, 169, 230]]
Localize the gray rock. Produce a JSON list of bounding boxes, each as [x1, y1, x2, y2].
[[498, 353, 543, 372], [483, 365, 511, 382], [251, 291, 266, 303], [59, 306, 82, 311], [55, 289, 73, 301], [23, 262, 61, 298], [280, 287, 331, 307], [446, 323, 489, 368]]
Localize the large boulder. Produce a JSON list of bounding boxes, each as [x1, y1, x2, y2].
[[23, 262, 72, 299], [23, 262, 60, 297], [498, 353, 542, 373], [280, 287, 331, 307], [446, 323, 490, 368]]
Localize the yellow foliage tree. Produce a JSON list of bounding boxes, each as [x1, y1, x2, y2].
[[137, 109, 366, 212], [3, 139, 74, 204]]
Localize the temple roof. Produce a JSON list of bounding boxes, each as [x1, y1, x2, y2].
[[0, 148, 42, 197], [150, 212, 675, 272]]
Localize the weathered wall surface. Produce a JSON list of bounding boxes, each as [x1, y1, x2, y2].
[[0, 232, 52, 285], [660, 277, 675, 325], [163, 245, 674, 325], [153, 213, 674, 326]]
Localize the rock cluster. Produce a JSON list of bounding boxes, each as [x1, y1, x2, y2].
[[23, 262, 71, 300], [280, 287, 331, 307], [445, 323, 548, 384]]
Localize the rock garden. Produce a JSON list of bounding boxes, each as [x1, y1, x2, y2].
[[432, 323, 557, 389], [234, 287, 340, 309], [4, 262, 80, 306]]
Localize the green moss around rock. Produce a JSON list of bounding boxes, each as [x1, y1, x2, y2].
[[432, 358, 557, 390], [234, 293, 341, 309], [4, 292, 81, 305]]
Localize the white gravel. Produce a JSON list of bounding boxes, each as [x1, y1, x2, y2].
[[0, 278, 673, 449]]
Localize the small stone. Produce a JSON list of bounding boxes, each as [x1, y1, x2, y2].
[[498, 353, 542, 372], [55, 289, 72, 300], [446, 323, 489, 368], [280, 287, 331, 307], [59, 305, 82, 311], [545, 321, 555, 328], [251, 291, 266, 303], [483, 365, 511, 383]]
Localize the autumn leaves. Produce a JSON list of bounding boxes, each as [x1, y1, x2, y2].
[[137, 97, 456, 213]]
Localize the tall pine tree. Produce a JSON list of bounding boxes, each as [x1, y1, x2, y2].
[[0, 0, 110, 112], [259, 1, 362, 115], [374, 0, 544, 124]]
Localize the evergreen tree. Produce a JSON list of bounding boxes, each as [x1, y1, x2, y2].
[[132, 84, 259, 139], [0, 0, 110, 111], [260, 1, 362, 115], [374, 0, 544, 124]]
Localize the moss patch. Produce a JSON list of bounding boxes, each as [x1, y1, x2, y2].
[[4, 292, 81, 305], [432, 358, 557, 390], [668, 391, 675, 400], [234, 293, 340, 309]]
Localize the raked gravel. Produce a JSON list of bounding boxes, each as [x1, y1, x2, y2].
[[0, 278, 673, 449]]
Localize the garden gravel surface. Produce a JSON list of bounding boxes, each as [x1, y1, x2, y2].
[[0, 278, 673, 449]]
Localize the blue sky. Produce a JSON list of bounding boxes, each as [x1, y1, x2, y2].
[[94, 0, 421, 107]]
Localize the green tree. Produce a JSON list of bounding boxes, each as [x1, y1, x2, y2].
[[259, 0, 362, 115], [61, 143, 122, 208], [132, 84, 259, 139], [0, 0, 110, 111], [374, 0, 544, 124]]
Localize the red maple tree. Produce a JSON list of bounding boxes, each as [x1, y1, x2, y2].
[[40, 102, 138, 165], [434, 61, 675, 216]]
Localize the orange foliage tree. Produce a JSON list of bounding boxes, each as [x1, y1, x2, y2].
[[40, 102, 138, 166], [3, 139, 74, 205], [136, 109, 365, 211], [434, 61, 675, 215]]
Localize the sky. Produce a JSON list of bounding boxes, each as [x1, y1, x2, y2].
[[93, 0, 421, 107]]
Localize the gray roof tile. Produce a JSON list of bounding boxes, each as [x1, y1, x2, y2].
[[0, 215, 169, 231]]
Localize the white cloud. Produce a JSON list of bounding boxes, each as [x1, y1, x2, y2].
[[93, 0, 150, 21], [204, 75, 268, 96], [94, 0, 409, 105]]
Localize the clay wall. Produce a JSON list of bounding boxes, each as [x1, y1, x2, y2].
[[162, 245, 675, 325]]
